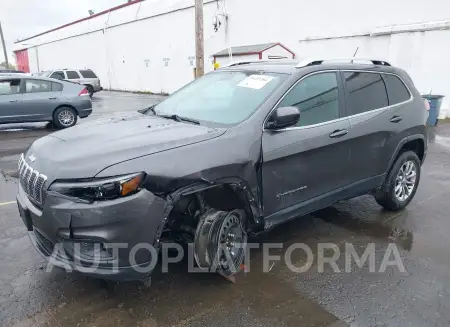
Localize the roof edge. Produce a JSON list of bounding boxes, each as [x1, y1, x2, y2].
[[15, 0, 143, 44]]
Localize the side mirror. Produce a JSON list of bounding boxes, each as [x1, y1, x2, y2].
[[266, 106, 300, 130]]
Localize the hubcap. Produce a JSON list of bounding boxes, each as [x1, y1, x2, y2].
[[395, 160, 417, 201], [58, 110, 75, 127]]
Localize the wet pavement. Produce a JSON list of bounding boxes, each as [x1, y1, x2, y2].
[[1, 95, 450, 327]]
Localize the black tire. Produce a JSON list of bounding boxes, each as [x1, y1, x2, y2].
[[194, 208, 247, 277], [86, 85, 94, 98], [53, 107, 78, 129], [375, 151, 421, 211]]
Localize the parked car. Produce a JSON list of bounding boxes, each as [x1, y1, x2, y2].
[[0, 69, 26, 74], [17, 58, 427, 281], [0, 75, 92, 128], [33, 69, 102, 97]]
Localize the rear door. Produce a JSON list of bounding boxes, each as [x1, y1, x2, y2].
[[18, 79, 64, 121], [0, 78, 23, 123], [342, 70, 411, 185], [262, 71, 352, 219]]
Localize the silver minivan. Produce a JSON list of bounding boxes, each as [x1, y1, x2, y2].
[[34, 69, 102, 97]]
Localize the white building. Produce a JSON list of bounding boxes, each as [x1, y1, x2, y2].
[[13, 0, 450, 117]]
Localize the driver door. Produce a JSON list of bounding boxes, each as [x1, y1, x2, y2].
[[262, 71, 352, 225]]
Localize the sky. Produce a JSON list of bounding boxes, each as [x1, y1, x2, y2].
[[1, 0, 125, 66]]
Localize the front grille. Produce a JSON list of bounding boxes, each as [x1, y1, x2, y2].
[[18, 154, 47, 205]]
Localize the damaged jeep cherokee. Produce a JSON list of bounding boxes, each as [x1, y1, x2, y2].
[[16, 58, 428, 281]]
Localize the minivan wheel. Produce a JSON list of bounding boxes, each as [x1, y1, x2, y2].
[[86, 85, 94, 98], [375, 151, 421, 211], [53, 107, 77, 128]]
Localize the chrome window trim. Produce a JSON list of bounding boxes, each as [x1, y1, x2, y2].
[[263, 70, 413, 132]]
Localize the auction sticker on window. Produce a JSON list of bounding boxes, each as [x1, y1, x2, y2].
[[237, 75, 275, 89]]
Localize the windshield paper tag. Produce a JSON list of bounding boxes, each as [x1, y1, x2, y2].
[[237, 75, 274, 89]]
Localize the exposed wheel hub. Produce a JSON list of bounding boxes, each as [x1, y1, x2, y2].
[[194, 209, 247, 276]]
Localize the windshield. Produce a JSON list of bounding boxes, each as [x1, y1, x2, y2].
[[152, 71, 286, 125]]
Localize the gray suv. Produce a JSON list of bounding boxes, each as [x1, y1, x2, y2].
[[34, 69, 102, 97], [17, 58, 427, 281]]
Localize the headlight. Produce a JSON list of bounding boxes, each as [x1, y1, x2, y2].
[[49, 172, 145, 202]]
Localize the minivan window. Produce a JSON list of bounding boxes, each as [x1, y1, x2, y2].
[[80, 70, 97, 78], [0, 79, 20, 95], [25, 79, 52, 93], [344, 72, 388, 115], [153, 71, 286, 125], [50, 71, 65, 80], [66, 71, 80, 79], [383, 74, 411, 105], [278, 72, 340, 127]]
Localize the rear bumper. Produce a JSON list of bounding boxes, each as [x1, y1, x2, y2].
[[78, 108, 92, 118], [17, 183, 168, 281]]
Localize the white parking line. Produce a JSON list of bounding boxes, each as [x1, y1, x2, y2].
[[0, 201, 16, 207]]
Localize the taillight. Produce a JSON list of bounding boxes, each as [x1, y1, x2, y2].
[[78, 88, 89, 96], [423, 98, 430, 111]]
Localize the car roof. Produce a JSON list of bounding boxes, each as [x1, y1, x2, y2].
[[0, 75, 76, 84], [219, 59, 399, 75]]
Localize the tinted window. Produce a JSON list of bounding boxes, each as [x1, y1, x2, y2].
[[383, 74, 410, 105], [80, 70, 97, 78], [278, 72, 340, 127], [25, 79, 52, 93], [0, 80, 21, 95], [344, 72, 388, 115], [66, 71, 80, 79], [52, 82, 63, 91], [50, 71, 65, 80]]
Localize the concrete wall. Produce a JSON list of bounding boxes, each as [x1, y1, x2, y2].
[[14, 0, 450, 116]]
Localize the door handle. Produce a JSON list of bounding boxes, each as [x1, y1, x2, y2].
[[48, 97, 57, 100], [390, 115, 403, 123], [9, 100, 18, 103], [329, 129, 348, 138]]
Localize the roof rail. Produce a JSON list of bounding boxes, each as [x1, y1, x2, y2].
[[222, 59, 298, 68], [223, 60, 265, 67], [296, 58, 391, 68]]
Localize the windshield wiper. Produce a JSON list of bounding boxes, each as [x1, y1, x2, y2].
[[138, 105, 156, 115], [158, 114, 200, 125]]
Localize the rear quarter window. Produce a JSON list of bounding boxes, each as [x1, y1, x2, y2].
[[52, 82, 63, 91], [383, 74, 411, 105], [79, 70, 97, 78]]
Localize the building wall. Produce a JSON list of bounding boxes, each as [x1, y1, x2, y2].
[[216, 54, 259, 67], [14, 0, 450, 115]]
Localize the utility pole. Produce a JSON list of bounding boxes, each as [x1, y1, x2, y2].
[[0, 22, 9, 69], [195, 0, 204, 78]]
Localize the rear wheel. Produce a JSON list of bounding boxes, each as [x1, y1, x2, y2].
[[86, 85, 94, 98], [375, 151, 421, 210], [53, 107, 77, 129]]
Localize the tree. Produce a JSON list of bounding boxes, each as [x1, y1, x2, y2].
[[0, 61, 16, 70]]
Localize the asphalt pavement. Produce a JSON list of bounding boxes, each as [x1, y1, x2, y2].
[[0, 92, 450, 327]]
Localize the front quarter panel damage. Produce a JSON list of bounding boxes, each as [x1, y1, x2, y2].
[[96, 129, 264, 241]]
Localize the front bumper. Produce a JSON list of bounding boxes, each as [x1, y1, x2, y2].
[[17, 183, 168, 281]]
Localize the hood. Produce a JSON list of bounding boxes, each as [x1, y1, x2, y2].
[[27, 113, 226, 182]]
